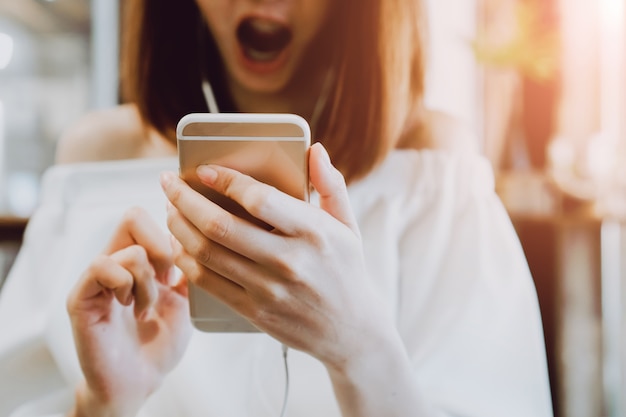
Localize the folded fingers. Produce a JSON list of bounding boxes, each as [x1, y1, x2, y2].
[[68, 245, 158, 320], [105, 207, 173, 283]]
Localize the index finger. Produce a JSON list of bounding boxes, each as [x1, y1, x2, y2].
[[105, 206, 173, 282], [160, 172, 280, 263], [194, 165, 312, 235]]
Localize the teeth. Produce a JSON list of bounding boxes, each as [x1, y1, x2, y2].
[[237, 17, 292, 59], [249, 19, 283, 33], [244, 47, 280, 62]]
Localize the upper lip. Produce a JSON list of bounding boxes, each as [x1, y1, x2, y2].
[[236, 13, 292, 33]]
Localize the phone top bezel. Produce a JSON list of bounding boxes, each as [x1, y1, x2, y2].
[[176, 113, 311, 145]]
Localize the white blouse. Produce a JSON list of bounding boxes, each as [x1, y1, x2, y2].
[[0, 149, 553, 417]]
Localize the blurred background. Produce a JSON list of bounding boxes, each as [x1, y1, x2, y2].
[[0, 0, 626, 416]]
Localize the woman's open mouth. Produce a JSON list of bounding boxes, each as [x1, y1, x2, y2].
[[236, 17, 293, 66]]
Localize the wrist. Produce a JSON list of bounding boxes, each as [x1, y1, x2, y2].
[[323, 307, 407, 378], [326, 328, 409, 384], [324, 330, 432, 417], [70, 382, 138, 417]]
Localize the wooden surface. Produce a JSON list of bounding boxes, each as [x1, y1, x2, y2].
[[0, 215, 28, 241], [0, 215, 28, 290]]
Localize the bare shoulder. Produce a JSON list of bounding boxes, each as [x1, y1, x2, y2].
[[423, 110, 480, 153], [55, 104, 148, 164]]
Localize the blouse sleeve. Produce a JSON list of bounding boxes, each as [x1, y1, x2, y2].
[[0, 166, 75, 417], [0, 159, 177, 417], [396, 152, 554, 417]]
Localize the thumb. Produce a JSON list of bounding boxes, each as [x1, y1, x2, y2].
[[308, 143, 360, 237]]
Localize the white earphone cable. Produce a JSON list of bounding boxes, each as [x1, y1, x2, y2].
[[201, 80, 220, 114], [279, 344, 290, 417]]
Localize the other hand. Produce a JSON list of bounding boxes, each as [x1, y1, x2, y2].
[[66, 208, 191, 417]]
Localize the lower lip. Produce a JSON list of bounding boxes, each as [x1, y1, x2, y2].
[[237, 44, 290, 75]]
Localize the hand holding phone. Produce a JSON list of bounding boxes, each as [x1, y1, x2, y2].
[[177, 113, 310, 332]]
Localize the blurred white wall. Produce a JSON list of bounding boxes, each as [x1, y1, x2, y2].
[[90, 0, 119, 109], [0, 11, 89, 216]]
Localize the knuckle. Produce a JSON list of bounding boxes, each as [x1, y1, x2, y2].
[[264, 282, 289, 304], [165, 207, 177, 230], [201, 212, 233, 241], [188, 271, 205, 288], [219, 171, 237, 195], [172, 251, 184, 269], [304, 225, 326, 247], [124, 245, 152, 276], [68, 255, 110, 313], [122, 206, 146, 226], [127, 244, 149, 264], [82, 254, 110, 281], [168, 183, 184, 204], [242, 185, 271, 217], [186, 272, 198, 286], [218, 259, 239, 282], [248, 304, 270, 325], [194, 239, 214, 266], [172, 242, 185, 264], [248, 303, 284, 329], [187, 265, 212, 290], [272, 247, 303, 280], [181, 261, 198, 282], [272, 252, 294, 276], [230, 293, 251, 315], [89, 253, 110, 271]]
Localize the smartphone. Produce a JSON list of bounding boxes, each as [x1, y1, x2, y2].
[[176, 113, 311, 332]]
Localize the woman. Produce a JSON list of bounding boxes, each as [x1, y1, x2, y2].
[[0, 0, 553, 416]]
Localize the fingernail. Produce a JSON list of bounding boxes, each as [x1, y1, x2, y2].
[[317, 143, 332, 169], [168, 266, 182, 286], [197, 165, 217, 184], [160, 171, 175, 189]]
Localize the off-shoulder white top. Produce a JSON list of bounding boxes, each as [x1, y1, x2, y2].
[[0, 149, 553, 417]]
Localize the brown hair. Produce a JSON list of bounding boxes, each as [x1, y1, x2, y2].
[[121, 0, 427, 183]]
